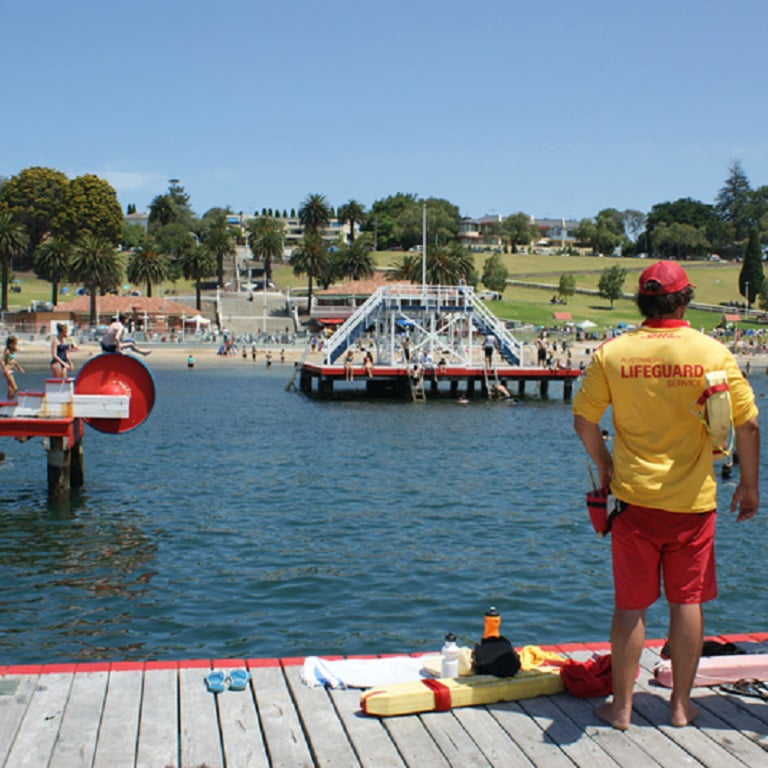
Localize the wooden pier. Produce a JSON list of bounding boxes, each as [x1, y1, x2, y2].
[[2, 634, 767, 767], [299, 362, 582, 400]]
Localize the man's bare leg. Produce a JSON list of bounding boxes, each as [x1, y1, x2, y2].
[[667, 602, 703, 727], [596, 608, 646, 730]]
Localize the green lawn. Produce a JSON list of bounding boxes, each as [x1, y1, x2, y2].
[[8, 254, 756, 334]]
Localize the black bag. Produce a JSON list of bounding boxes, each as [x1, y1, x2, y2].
[[473, 635, 521, 677]]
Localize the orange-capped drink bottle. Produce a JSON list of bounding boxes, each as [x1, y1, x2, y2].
[[483, 607, 501, 639]]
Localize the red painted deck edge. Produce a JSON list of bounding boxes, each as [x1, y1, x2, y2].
[[4, 633, 764, 676]]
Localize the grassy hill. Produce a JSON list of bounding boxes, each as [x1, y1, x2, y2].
[[8, 252, 757, 334]]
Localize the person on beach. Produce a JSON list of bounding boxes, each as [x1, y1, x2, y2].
[[2, 335, 24, 399], [50, 323, 77, 378], [572, 260, 760, 730], [101, 314, 151, 356]]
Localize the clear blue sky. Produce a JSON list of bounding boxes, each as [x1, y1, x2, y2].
[[3, 0, 767, 222]]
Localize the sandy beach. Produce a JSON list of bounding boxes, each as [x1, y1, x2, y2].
[[10, 335, 768, 376]]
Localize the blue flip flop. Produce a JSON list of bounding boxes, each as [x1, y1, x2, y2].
[[228, 668, 251, 691], [204, 670, 227, 694]]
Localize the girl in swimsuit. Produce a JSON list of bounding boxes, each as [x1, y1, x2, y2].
[[3, 335, 24, 399], [50, 323, 77, 378]]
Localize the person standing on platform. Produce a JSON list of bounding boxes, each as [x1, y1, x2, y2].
[[483, 333, 496, 367], [572, 260, 760, 730], [50, 323, 77, 378], [2, 335, 24, 399]]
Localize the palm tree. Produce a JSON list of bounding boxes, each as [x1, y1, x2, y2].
[[389, 243, 473, 285], [34, 235, 73, 304], [337, 199, 366, 243], [69, 234, 124, 325], [182, 243, 217, 311], [147, 194, 176, 229], [201, 212, 236, 287], [0, 211, 29, 311], [335, 234, 376, 281], [127, 239, 171, 297], [246, 216, 285, 283], [298, 193, 332, 236], [290, 232, 329, 312]]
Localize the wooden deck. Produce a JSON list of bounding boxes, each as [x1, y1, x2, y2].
[[2, 638, 767, 767]]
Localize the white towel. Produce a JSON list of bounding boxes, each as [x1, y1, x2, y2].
[[300, 655, 434, 689]]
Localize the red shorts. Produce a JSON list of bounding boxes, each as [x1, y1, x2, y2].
[[611, 504, 717, 610]]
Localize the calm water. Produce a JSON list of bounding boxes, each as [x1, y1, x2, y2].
[[1, 357, 766, 665]]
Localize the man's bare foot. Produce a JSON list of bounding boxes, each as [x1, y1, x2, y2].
[[595, 700, 631, 730], [670, 700, 699, 727]]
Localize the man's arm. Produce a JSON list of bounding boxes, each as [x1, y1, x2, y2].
[[730, 416, 760, 521], [573, 414, 613, 490]]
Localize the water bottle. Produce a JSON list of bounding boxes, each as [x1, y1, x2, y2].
[[483, 606, 501, 639], [441, 633, 459, 678]]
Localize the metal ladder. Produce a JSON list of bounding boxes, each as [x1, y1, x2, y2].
[[409, 369, 426, 402]]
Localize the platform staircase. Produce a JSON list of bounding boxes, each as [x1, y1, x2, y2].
[[321, 285, 525, 368]]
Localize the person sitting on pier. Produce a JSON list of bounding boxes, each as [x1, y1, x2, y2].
[[2, 335, 24, 400], [363, 351, 374, 378], [101, 314, 151, 356], [50, 323, 77, 379], [421, 350, 436, 381], [344, 349, 355, 381]]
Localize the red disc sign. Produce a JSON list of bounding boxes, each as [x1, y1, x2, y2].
[[74, 354, 156, 433]]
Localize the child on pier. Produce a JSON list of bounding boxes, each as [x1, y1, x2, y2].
[[2, 335, 24, 399]]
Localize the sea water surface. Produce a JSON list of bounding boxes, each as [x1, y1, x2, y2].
[[1, 358, 766, 665]]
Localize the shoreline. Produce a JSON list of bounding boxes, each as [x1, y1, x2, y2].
[[9, 337, 768, 374]]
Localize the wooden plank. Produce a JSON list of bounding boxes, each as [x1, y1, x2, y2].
[[217, 673, 270, 768], [178, 666, 224, 768], [418, 709, 494, 766], [136, 667, 179, 768], [283, 663, 361, 767], [636, 648, 768, 766], [92, 669, 143, 768], [382, 713, 452, 768], [328, 687, 406, 768], [452, 705, 534, 768], [3, 672, 73, 768], [0, 675, 37, 765], [49, 670, 109, 768], [517, 694, 619, 768], [487, 700, 575, 768], [251, 664, 314, 768], [0, 675, 38, 765]]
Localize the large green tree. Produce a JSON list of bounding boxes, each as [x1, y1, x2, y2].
[[182, 243, 217, 311], [0, 210, 29, 311], [69, 234, 125, 325], [0, 166, 68, 264], [481, 253, 508, 293], [337, 199, 366, 243], [246, 216, 285, 282], [739, 228, 764, 307], [361, 192, 417, 249], [332, 234, 376, 281], [716, 161, 754, 241], [200, 210, 236, 287], [290, 231, 329, 309], [497, 212, 537, 253], [299, 193, 332, 236], [651, 222, 709, 260], [34, 235, 73, 304], [597, 265, 627, 309], [53, 174, 123, 245], [127, 239, 171, 297], [391, 242, 474, 285]]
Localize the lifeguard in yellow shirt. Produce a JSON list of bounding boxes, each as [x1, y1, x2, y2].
[[572, 260, 760, 731]]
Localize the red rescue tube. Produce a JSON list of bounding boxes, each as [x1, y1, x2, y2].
[[74, 353, 156, 433]]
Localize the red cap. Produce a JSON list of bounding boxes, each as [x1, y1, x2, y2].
[[638, 261, 692, 295]]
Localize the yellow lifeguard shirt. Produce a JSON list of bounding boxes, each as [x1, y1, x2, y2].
[[572, 319, 758, 513]]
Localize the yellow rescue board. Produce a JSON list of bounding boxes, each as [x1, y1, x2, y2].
[[360, 667, 564, 717]]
